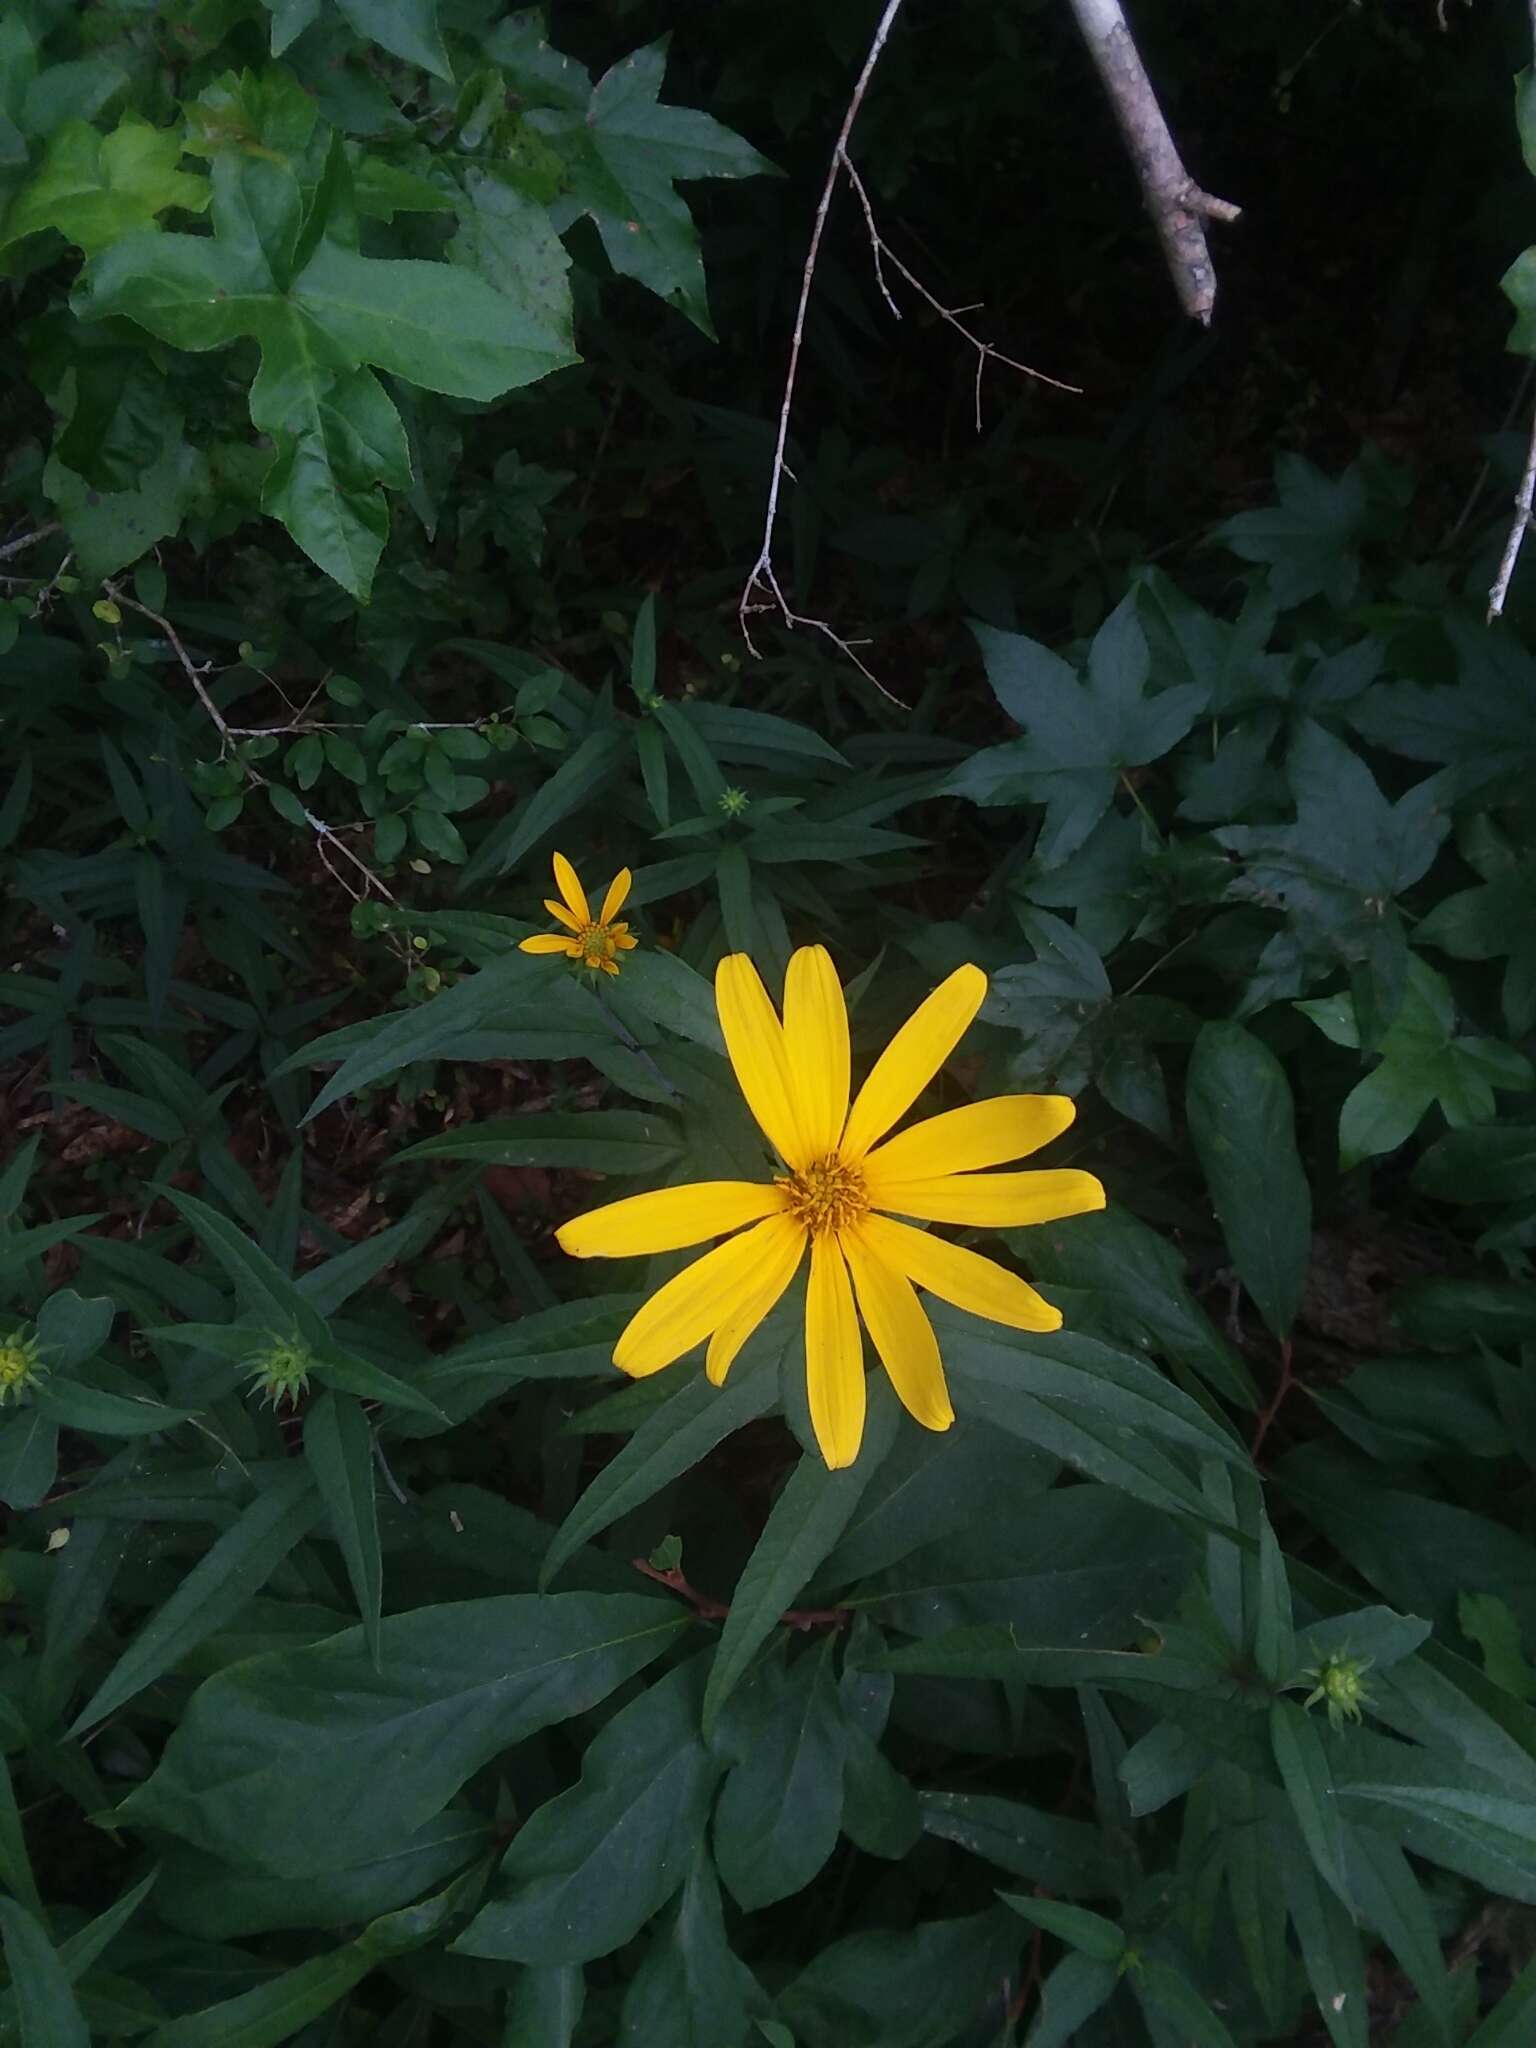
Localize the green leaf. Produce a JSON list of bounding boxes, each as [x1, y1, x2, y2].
[[0, 1754, 42, 1919], [1271, 1699, 1351, 1907], [619, 1850, 759, 2047], [1347, 1828, 1456, 2044], [78, 155, 576, 596], [139, 1947, 373, 2048], [34, 1379, 193, 1438], [0, 1903, 89, 2048], [1023, 1951, 1118, 2048], [611, 948, 726, 1053], [703, 1388, 897, 1733], [775, 1908, 1021, 2048], [714, 1644, 845, 1910], [920, 1792, 1114, 1895], [2, 114, 208, 255], [32, 1288, 114, 1370], [454, 1658, 719, 1963], [0, 1411, 58, 1512], [71, 1462, 326, 1732], [950, 597, 1205, 862], [529, 41, 777, 337], [163, 1186, 328, 1346], [1415, 1124, 1536, 1205], [999, 1893, 1124, 1964], [1279, 1819, 1367, 2048], [392, 1109, 681, 1173], [1186, 1021, 1311, 1341], [540, 1340, 785, 1591], [504, 1966, 585, 2048], [1469, 1952, 1536, 2046], [303, 1393, 382, 1666], [1213, 454, 1368, 609], [1132, 1959, 1239, 2048], [333, 0, 452, 79], [121, 1593, 685, 1876], [461, 726, 628, 883]]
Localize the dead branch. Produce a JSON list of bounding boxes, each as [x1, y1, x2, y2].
[[1486, 2, 1536, 621], [1064, 0, 1241, 327]]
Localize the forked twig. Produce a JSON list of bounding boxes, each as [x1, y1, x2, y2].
[[738, 0, 1074, 707], [632, 1557, 849, 1632]]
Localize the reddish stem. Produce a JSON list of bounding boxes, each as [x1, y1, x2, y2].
[[1249, 1336, 1295, 1462], [630, 1558, 849, 1631]]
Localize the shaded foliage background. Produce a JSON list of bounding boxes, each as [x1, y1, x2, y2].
[[4, 1, 1536, 2044]]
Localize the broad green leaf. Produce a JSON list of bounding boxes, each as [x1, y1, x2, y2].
[[139, 1945, 372, 2048], [0, 1755, 41, 1918], [392, 1108, 681, 1173], [1414, 1123, 1536, 1204], [1278, 1820, 1367, 2048], [1023, 1951, 1118, 2048], [0, 1903, 88, 2048], [612, 948, 726, 1053], [35, 1379, 194, 1438], [460, 726, 629, 882], [303, 1393, 382, 1665], [71, 1461, 326, 1731], [504, 1965, 585, 2048], [950, 597, 1205, 862], [2, 115, 208, 255], [454, 1658, 719, 1963], [703, 1387, 897, 1733], [775, 1908, 1021, 2048], [0, 1411, 58, 1512], [1186, 1021, 1310, 1341], [619, 1850, 759, 2047], [851, 1482, 1192, 1649], [333, 0, 451, 79], [1270, 1699, 1351, 1906], [78, 155, 576, 595], [163, 1187, 328, 1349], [1132, 1959, 1239, 2048], [714, 1645, 845, 1910], [997, 1893, 1123, 1963], [1347, 1828, 1455, 2044], [540, 1340, 785, 1590], [920, 1792, 1114, 1896], [530, 41, 777, 335], [1213, 454, 1368, 609], [121, 1593, 685, 1875]]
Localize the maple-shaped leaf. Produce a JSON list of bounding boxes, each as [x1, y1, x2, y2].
[[1, 114, 209, 260], [75, 151, 576, 596], [1212, 454, 1369, 609], [946, 596, 1207, 864], [529, 40, 778, 337], [1298, 955, 1533, 1169], [1217, 720, 1450, 1032], [1348, 614, 1536, 790]]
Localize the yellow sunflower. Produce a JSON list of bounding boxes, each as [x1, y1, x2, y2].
[[518, 852, 639, 976], [557, 944, 1105, 1467]]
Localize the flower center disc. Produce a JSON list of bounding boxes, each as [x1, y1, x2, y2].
[[578, 923, 617, 966], [778, 1155, 868, 1236]]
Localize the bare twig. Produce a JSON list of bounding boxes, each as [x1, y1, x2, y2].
[[1064, 0, 1241, 326], [103, 578, 399, 911], [839, 157, 1080, 432], [0, 523, 61, 562], [1442, 360, 1535, 554], [739, 0, 1075, 704]]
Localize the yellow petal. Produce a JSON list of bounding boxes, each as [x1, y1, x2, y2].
[[715, 953, 811, 1170], [599, 867, 633, 925], [840, 964, 987, 1161], [544, 897, 582, 933], [705, 1215, 806, 1385], [557, 1180, 787, 1259], [858, 1211, 1061, 1331], [614, 1217, 793, 1377], [873, 1167, 1105, 1228], [864, 1094, 1076, 1183], [842, 1225, 953, 1432], [783, 945, 850, 1159], [520, 933, 577, 956], [600, 958, 620, 976], [615, 932, 639, 951], [805, 1233, 866, 1469], [552, 852, 590, 924]]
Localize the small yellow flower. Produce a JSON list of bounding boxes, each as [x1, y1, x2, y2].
[[557, 945, 1105, 1468], [519, 852, 639, 977]]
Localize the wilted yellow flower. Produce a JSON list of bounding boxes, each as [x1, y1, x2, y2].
[[519, 852, 638, 976], [558, 945, 1105, 1468]]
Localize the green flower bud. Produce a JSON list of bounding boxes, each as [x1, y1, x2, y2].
[[245, 1336, 314, 1409], [1303, 1648, 1374, 1730], [0, 1331, 43, 1407]]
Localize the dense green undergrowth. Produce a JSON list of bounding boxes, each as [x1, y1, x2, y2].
[[3, 2, 1536, 2044]]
